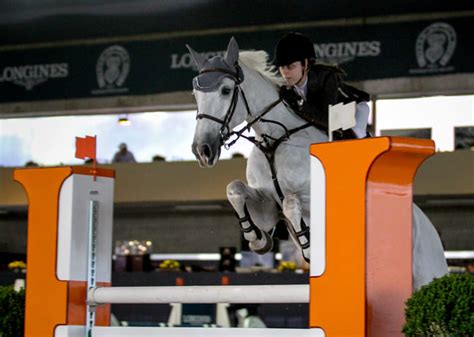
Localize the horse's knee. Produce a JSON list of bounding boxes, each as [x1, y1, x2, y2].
[[226, 180, 247, 198], [227, 181, 249, 211]]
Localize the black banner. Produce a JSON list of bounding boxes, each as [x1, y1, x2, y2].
[[0, 17, 472, 103]]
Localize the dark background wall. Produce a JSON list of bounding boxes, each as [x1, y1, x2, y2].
[[112, 208, 242, 254], [417, 203, 474, 250], [0, 202, 472, 258]]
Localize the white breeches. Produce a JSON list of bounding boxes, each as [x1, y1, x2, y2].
[[352, 101, 370, 138]]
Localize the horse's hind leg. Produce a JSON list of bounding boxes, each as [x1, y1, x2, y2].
[[227, 180, 279, 254], [282, 194, 310, 262], [412, 204, 448, 289]]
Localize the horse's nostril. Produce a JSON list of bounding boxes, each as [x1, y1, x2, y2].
[[202, 144, 212, 158]]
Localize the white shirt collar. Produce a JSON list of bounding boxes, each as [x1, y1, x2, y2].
[[294, 76, 308, 100]]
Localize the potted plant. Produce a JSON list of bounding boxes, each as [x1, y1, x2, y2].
[[0, 286, 25, 337], [159, 259, 181, 272], [403, 273, 473, 336], [277, 261, 297, 272], [7, 261, 26, 274]]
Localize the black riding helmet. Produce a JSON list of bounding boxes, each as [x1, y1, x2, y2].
[[273, 32, 316, 67]]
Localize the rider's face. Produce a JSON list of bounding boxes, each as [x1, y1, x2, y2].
[[279, 61, 307, 86]]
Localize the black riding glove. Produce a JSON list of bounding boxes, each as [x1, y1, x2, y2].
[[279, 86, 303, 112]]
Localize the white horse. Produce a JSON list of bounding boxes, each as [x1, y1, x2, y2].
[[188, 38, 447, 289]]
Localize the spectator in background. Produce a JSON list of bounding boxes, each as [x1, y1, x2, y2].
[[231, 153, 244, 159], [152, 154, 166, 162], [112, 143, 136, 163], [24, 161, 39, 167]]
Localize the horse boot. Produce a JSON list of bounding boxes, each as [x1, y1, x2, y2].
[[235, 203, 273, 254], [295, 219, 310, 263]]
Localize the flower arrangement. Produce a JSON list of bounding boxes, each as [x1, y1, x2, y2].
[[159, 259, 180, 271], [278, 261, 297, 272], [8, 261, 26, 272]]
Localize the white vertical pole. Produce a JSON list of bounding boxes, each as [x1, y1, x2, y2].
[[86, 200, 99, 337]]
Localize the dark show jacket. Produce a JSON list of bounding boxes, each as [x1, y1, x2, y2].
[[295, 64, 370, 134]]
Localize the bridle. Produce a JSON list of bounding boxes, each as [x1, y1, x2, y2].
[[195, 64, 285, 149]]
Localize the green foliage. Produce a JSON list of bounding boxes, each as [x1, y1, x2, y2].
[[403, 273, 474, 337], [0, 286, 25, 337]]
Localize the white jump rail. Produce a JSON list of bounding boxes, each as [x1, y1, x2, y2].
[[88, 284, 309, 305], [91, 327, 324, 337]]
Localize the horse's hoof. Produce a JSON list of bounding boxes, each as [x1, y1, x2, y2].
[[243, 231, 257, 242], [249, 230, 273, 255]]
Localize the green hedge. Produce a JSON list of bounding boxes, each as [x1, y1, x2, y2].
[[403, 273, 474, 337], [0, 286, 25, 337]]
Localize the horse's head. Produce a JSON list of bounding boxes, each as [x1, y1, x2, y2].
[[187, 38, 247, 167]]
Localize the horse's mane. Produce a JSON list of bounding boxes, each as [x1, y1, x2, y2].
[[239, 51, 285, 87]]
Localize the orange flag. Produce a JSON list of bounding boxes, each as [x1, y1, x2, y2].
[[75, 136, 96, 160]]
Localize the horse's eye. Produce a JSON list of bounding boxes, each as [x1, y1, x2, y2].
[[221, 87, 232, 95]]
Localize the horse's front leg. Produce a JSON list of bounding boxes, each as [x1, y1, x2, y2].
[[282, 194, 310, 262], [227, 180, 280, 254]]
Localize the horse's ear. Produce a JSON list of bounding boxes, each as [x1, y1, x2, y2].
[[186, 44, 206, 71], [225, 37, 239, 66]]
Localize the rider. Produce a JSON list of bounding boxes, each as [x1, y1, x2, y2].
[[274, 32, 371, 139]]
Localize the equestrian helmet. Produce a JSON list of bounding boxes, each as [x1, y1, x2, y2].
[[273, 32, 316, 67]]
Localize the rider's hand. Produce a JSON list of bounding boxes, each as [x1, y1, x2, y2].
[[279, 86, 303, 111]]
